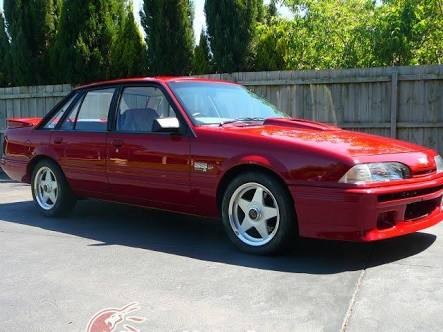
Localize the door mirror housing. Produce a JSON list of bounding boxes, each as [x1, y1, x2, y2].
[[152, 117, 181, 133]]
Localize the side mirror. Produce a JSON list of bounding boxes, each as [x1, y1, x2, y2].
[[152, 117, 181, 133]]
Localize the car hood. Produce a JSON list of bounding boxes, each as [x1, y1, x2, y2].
[[218, 118, 428, 158]]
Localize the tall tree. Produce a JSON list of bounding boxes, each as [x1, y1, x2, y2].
[[369, 0, 443, 66], [0, 12, 10, 86], [110, 4, 148, 78], [140, 0, 194, 75], [281, 0, 443, 69], [192, 30, 213, 74], [205, 0, 264, 72], [254, 19, 292, 71], [51, 0, 125, 84], [281, 0, 375, 70], [3, 0, 61, 85]]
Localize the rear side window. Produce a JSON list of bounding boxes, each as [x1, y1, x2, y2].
[[43, 93, 78, 129], [60, 88, 115, 132]]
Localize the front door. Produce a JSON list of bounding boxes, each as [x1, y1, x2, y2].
[[106, 86, 192, 210], [52, 88, 116, 195]]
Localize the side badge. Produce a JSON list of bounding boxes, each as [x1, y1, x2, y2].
[[193, 161, 213, 172]]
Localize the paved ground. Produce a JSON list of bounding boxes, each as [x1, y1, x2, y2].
[[0, 173, 442, 332]]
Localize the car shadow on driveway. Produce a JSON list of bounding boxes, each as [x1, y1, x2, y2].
[[0, 199, 437, 274]]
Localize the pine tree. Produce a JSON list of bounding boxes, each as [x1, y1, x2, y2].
[[0, 12, 11, 86], [140, 0, 194, 75], [192, 30, 213, 74], [4, 0, 61, 85], [205, 0, 264, 72], [51, 0, 125, 84], [110, 4, 148, 78]]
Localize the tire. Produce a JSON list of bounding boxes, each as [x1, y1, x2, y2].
[[221, 171, 297, 255], [31, 159, 76, 217]]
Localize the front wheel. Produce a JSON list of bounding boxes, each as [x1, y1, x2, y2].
[[31, 160, 76, 217], [221, 172, 297, 255]]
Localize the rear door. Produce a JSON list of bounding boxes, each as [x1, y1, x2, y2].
[[52, 88, 116, 195], [106, 85, 192, 210]]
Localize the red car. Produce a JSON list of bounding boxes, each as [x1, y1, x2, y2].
[[2, 77, 443, 254]]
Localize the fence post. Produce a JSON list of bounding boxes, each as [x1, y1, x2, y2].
[[390, 71, 399, 138]]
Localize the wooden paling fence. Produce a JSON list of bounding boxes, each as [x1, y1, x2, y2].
[[0, 65, 442, 157]]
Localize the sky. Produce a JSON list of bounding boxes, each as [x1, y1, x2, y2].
[[0, 0, 294, 44]]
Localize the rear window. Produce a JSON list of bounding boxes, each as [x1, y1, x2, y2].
[[43, 93, 78, 129], [59, 88, 115, 132], [75, 89, 115, 131]]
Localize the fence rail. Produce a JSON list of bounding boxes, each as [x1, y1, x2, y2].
[[0, 65, 442, 157]]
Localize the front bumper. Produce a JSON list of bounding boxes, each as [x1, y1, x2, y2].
[[290, 176, 443, 242]]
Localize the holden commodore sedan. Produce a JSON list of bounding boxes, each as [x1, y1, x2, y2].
[[1, 77, 443, 254]]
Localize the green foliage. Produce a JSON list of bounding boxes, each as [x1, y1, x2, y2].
[[255, 18, 292, 71], [254, 0, 443, 70], [141, 0, 194, 75], [410, 1, 443, 65], [339, 0, 443, 67], [110, 5, 148, 78], [192, 30, 213, 74], [370, 0, 443, 66], [205, 0, 264, 72], [282, 0, 375, 70], [0, 12, 10, 86], [2, 0, 443, 86], [266, 0, 278, 21], [3, 0, 61, 85], [51, 0, 126, 84]]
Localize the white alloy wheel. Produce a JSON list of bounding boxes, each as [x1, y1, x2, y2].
[[34, 166, 59, 210], [228, 182, 280, 246]]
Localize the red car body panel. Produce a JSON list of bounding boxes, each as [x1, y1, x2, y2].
[[1, 76, 442, 242]]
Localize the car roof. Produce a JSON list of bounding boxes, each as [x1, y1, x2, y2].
[[75, 76, 238, 90]]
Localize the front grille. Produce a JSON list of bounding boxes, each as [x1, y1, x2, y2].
[[404, 197, 441, 221], [378, 185, 443, 202]]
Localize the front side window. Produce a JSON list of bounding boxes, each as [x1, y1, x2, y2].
[[43, 93, 78, 129], [116, 86, 177, 133], [60, 88, 115, 132], [169, 82, 288, 125]]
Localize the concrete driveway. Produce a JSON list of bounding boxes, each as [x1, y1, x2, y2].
[[0, 173, 442, 331]]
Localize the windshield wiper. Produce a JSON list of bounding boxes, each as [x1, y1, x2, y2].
[[219, 117, 265, 126]]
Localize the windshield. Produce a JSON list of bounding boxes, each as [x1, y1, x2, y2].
[[169, 82, 289, 125]]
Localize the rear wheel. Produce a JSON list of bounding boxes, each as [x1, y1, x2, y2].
[[31, 160, 76, 217], [221, 171, 297, 255]]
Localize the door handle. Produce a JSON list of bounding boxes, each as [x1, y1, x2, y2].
[[112, 139, 124, 148], [54, 137, 63, 144]]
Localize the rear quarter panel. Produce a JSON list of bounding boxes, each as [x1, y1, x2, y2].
[[2, 127, 53, 183]]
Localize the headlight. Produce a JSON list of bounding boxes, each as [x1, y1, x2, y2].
[[435, 155, 443, 173], [339, 162, 410, 184]]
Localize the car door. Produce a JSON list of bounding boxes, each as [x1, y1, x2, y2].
[[52, 87, 117, 195], [106, 85, 192, 210]]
